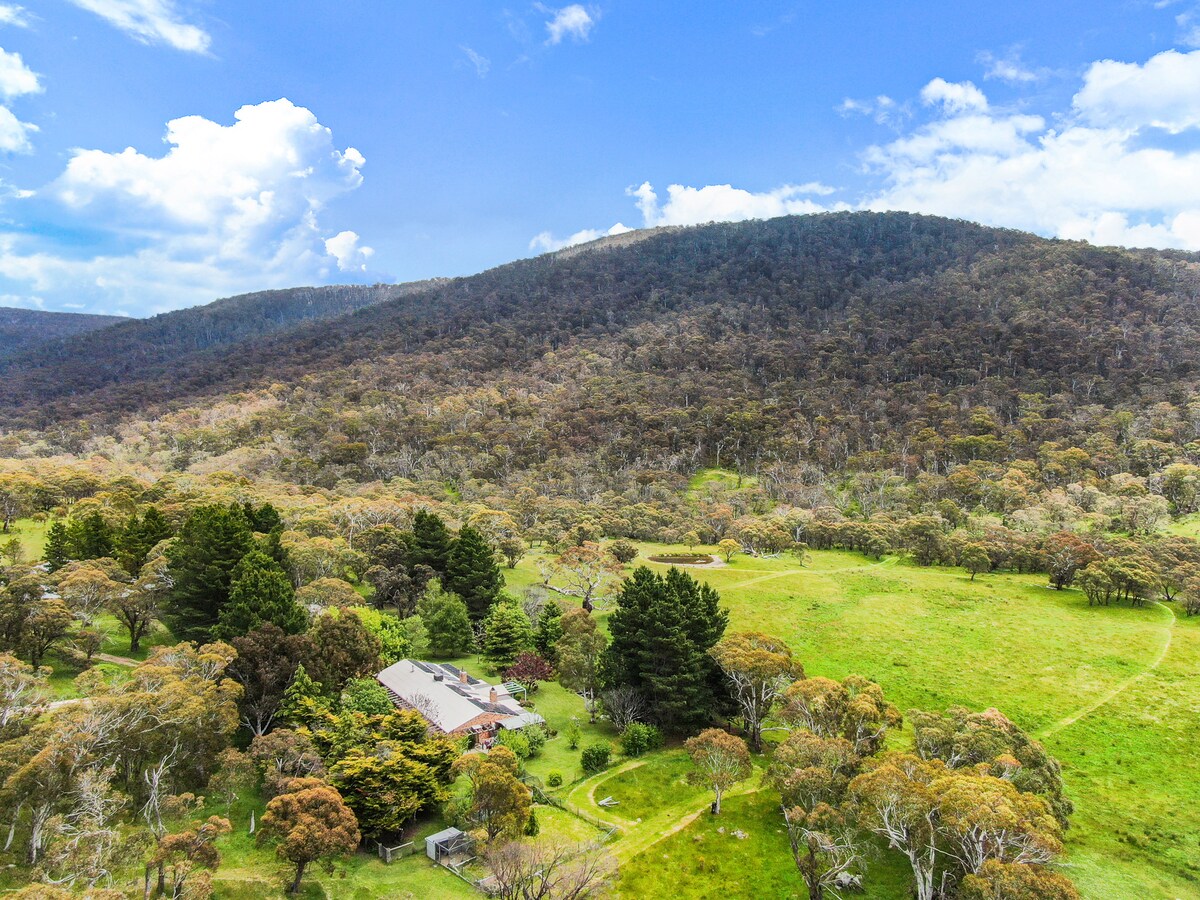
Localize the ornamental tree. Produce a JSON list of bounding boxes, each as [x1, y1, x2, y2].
[[258, 777, 360, 894], [683, 728, 751, 814]]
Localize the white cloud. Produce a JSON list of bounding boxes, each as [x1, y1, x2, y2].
[[0, 47, 39, 98], [838, 94, 908, 128], [0, 99, 373, 313], [66, 0, 210, 53], [978, 49, 1041, 84], [0, 5, 30, 27], [920, 78, 988, 114], [0, 103, 35, 152], [534, 48, 1200, 255], [538, 3, 596, 45], [460, 45, 490, 77], [1073, 48, 1200, 133], [529, 222, 631, 253], [325, 230, 374, 272]]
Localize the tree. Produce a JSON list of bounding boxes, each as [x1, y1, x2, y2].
[[228, 625, 316, 736], [482, 599, 534, 671], [302, 610, 382, 695], [43, 522, 71, 572], [21, 597, 74, 668], [411, 510, 454, 574], [483, 840, 617, 900], [56, 562, 122, 627], [339, 677, 395, 716], [65, 512, 115, 561], [329, 738, 454, 838], [608, 539, 639, 564], [258, 777, 360, 894], [504, 652, 554, 693], [111, 556, 168, 653], [445, 525, 504, 622], [164, 505, 255, 642], [683, 728, 751, 814], [711, 631, 803, 751], [116, 506, 173, 576], [453, 748, 532, 840], [209, 748, 256, 811], [498, 535, 529, 569], [295, 577, 362, 610], [554, 609, 607, 723], [960, 860, 1080, 900], [901, 516, 948, 567], [544, 542, 622, 612], [214, 551, 307, 641], [151, 815, 231, 900], [604, 566, 728, 733], [780, 675, 901, 755], [783, 803, 866, 900], [249, 729, 326, 797], [416, 580, 474, 657], [0, 473, 34, 534], [0, 652, 47, 731], [533, 601, 564, 663], [717, 538, 741, 563], [1043, 532, 1099, 590], [960, 543, 991, 581]]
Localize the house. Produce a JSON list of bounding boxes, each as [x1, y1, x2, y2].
[[375, 659, 545, 747]]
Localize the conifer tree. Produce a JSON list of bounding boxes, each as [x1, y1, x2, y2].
[[66, 511, 114, 560], [445, 525, 503, 622], [116, 506, 173, 574], [605, 566, 729, 733], [43, 521, 71, 572], [416, 581, 473, 658], [277, 663, 327, 728], [481, 599, 533, 672], [214, 551, 307, 640], [533, 601, 564, 664], [164, 504, 255, 641], [411, 510, 454, 574]]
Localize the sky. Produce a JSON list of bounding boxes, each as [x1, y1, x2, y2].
[[3, 2, 1200, 316]]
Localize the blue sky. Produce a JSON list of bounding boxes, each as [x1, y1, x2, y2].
[[2, 1, 1200, 315]]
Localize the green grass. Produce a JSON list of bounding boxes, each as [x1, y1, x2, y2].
[[582, 751, 707, 823], [502, 544, 1200, 899], [3, 516, 49, 562]]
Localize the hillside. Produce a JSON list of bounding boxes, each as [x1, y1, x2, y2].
[[0, 281, 444, 418], [0, 307, 125, 358], [4, 212, 1199, 489]]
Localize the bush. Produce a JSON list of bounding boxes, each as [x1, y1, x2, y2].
[[524, 808, 540, 837], [565, 719, 582, 750], [609, 539, 639, 564], [620, 722, 663, 757], [581, 743, 612, 775], [496, 729, 532, 760], [524, 723, 549, 756], [547, 772, 563, 788]]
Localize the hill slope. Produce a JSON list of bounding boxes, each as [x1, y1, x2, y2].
[[3, 212, 1200, 485], [0, 307, 125, 358], [0, 281, 443, 416]]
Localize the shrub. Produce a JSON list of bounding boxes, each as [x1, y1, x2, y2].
[[496, 729, 532, 760], [609, 539, 639, 564], [620, 722, 663, 757], [565, 719, 582, 750], [503, 651, 554, 692], [523, 723, 549, 756], [581, 743, 612, 775], [547, 772, 563, 788], [524, 808, 540, 837]]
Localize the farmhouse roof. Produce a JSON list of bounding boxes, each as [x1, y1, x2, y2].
[[375, 659, 544, 734]]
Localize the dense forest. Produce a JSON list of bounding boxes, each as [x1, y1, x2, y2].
[[0, 308, 125, 359]]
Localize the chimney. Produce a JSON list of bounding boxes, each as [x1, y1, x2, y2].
[[459, 670, 469, 684], [489, 687, 498, 703]]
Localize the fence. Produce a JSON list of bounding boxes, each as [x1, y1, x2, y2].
[[524, 777, 620, 842], [376, 840, 415, 864]]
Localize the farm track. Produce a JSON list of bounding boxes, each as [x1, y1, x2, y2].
[[1038, 600, 1177, 739]]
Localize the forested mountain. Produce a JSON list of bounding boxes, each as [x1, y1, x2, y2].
[[0, 307, 125, 359], [0, 281, 443, 414], [4, 211, 1200, 496]]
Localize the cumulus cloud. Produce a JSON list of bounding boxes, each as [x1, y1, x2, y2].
[[0, 99, 374, 313], [533, 47, 1200, 255], [538, 3, 596, 45], [66, 0, 210, 53], [1073, 49, 1200, 132], [0, 47, 39, 99]]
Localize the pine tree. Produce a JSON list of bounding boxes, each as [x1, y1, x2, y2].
[[481, 599, 533, 672], [164, 504, 255, 642], [411, 510, 453, 574], [416, 581, 473, 658], [66, 511, 114, 560], [43, 521, 71, 572], [214, 550, 307, 641], [244, 501, 284, 534], [259, 524, 292, 572], [605, 566, 729, 733], [277, 663, 327, 727], [533, 601, 564, 664], [445, 525, 503, 622], [116, 506, 173, 574]]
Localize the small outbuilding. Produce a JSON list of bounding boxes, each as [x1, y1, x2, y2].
[[425, 826, 473, 862]]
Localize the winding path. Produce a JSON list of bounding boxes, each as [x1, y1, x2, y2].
[[1038, 600, 1177, 739]]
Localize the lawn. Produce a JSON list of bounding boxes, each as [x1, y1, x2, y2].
[[3, 516, 49, 562], [501, 543, 1200, 899]]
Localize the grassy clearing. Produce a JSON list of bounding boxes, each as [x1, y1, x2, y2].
[[503, 543, 1200, 899], [3, 516, 48, 562]]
